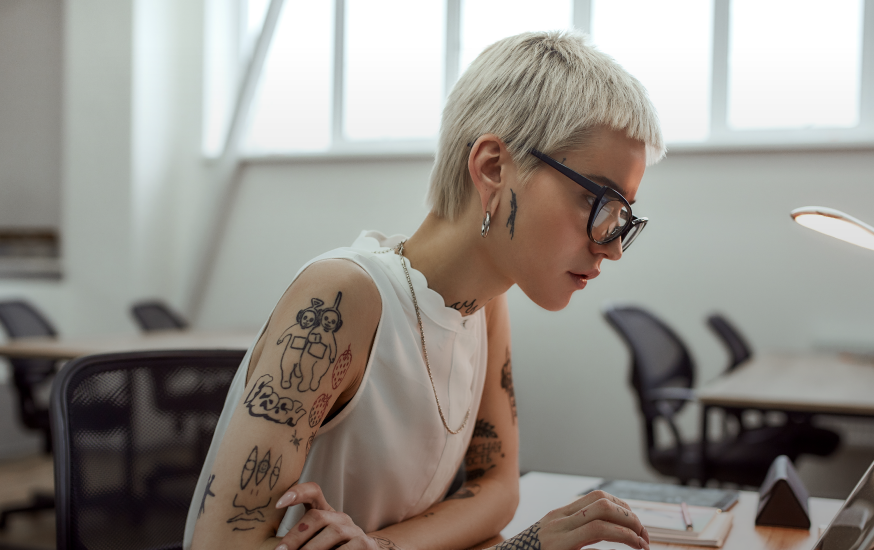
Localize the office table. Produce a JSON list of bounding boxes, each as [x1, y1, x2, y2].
[[505, 472, 843, 550], [0, 329, 257, 360]]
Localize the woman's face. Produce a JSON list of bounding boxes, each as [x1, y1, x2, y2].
[[503, 126, 647, 311]]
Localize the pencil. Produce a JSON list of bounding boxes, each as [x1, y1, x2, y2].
[[680, 501, 694, 531]]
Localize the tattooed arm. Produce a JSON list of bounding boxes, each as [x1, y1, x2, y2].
[[190, 259, 381, 550]]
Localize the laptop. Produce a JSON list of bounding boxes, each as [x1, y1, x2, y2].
[[813, 460, 874, 550]]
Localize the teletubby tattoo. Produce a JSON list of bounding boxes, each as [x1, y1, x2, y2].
[[276, 298, 323, 389]]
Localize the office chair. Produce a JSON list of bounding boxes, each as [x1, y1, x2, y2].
[[603, 305, 836, 487], [50, 349, 243, 550], [131, 300, 189, 331], [706, 312, 840, 454], [0, 300, 58, 529]]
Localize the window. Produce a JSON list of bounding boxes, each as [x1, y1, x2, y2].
[[205, 0, 874, 158]]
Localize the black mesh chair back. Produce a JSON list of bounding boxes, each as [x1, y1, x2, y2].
[[706, 313, 752, 371], [0, 300, 58, 450], [131, 301, 189, 331], [50, 350, 244, 550]]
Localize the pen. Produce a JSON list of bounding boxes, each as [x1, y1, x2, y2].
[[680, 501, 693, 531]]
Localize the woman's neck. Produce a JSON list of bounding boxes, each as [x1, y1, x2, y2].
[[401, 211, 514, 316]]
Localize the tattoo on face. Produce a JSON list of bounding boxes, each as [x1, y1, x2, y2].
[[198, 474, 216, 518], [373, 536, 403, 550], [228, 446, 282, 530], [496, 523, 541, 550], [501, 348, 517, 424], [472, 419, 499, 439], [449, 299, 478, 315], [446, 483, 481, 500], [276, 293, 344, 392], [507, 188, 518, 239], [245, 373, 307, 427], [465, 440, 502, 467], [465, 464, 496, 481], [309, 393, 330, 427]]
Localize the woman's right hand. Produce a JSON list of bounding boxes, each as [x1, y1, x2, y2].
[[498, 490, 650, 550]]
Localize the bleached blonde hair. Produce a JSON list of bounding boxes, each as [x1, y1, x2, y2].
[[427, 30, 666, 220]]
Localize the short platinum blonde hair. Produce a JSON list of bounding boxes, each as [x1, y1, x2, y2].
[[428, 30, 666, 220]]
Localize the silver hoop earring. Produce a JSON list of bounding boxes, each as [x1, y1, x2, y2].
[[481, 211, 491, 238]]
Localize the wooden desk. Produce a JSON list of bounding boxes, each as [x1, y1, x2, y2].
[[0, 329, 257, 360], [697, 352, 874, 416], [504, 472, 843, 550]]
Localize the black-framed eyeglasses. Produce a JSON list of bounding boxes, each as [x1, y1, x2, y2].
[[530, 149, 647, 252]]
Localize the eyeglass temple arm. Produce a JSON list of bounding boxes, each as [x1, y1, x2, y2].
[[529, 149, 604, 196]]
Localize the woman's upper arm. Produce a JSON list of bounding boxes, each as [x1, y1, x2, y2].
[[190, 259, 381, 550]]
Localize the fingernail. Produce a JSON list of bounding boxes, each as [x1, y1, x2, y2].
[[275, 545, 288, 550], [275, 492, 296, 508], [640, 537, 650, 550]]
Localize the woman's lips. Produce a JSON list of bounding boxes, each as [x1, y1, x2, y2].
[[569, 269, 600, 289]]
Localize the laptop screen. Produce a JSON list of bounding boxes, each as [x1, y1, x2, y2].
[[814, 460, 874, 550]]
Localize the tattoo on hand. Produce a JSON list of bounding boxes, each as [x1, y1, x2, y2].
[[373, 536, 403, 549], [245, 373, 307, 427], [496, 522, 541, 550], [228, 446, 282, 530], [198, 474, 216, 519], [309, 393, 330, 427], [501, 348, 517, 423], [465, 464, 495, 481], [449, 299, 478, 315], [506, 188, 518, 240], [473, 419, 499, 439], [446, 483, 481, 500], [276, 293, 344, 392]]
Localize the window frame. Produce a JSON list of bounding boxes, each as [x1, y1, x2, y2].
[[227, 0, 874, 161]]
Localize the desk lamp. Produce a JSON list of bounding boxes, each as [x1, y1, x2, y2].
[[790, 207, 874, 251]]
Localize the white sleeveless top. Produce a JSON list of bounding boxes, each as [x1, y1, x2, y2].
[[183, 231, 489, 548]]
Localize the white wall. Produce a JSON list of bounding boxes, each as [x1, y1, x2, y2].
[[198, 149, 874, 482], [2, 0, 874, 488]]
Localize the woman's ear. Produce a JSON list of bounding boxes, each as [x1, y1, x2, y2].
[[468, 134, 510, 216]]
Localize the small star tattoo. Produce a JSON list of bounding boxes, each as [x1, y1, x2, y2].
[[290, 430, 302, 451]]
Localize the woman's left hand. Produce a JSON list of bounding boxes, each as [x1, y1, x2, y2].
[[273, 482, 383, 550]]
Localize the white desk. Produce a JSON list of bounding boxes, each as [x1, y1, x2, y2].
[[505, 472, 843, 550]]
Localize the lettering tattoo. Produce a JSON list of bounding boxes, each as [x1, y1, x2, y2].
[[496, 523, 541, 550], [449, 299, 478, 315], [228, 446, 282, 531], [466, 440, 502, 467], [465, 464, 495, 481], [373, 536, 403, 549], [309, 393, 330, 428], [446, 483, 481, 500], [501, 349, 517, 424], [198, 474, 216, 519], [276, 293, 344, 392], [245, 373, 307, 427], [506, 188, 518, 239], [472, 419, 499, 439]]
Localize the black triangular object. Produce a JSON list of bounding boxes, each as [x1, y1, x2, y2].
[[755, 455, 811, 529]]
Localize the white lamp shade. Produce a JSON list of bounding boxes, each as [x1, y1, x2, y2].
[[791, 207, 874, 251]]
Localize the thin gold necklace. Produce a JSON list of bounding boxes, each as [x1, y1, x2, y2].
[[392, 240, 470, 435]]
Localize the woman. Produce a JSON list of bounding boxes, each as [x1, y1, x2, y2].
[[185, 30, 665, 550]]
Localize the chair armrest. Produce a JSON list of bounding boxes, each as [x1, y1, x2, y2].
[[645, 387, 697, 403]]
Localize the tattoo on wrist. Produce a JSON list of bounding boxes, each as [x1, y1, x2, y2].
[[496, 523, 541, 550], [506, 189, 518, 240], [373, 536, 403, 549]]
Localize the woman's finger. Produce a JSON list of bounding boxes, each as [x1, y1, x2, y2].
[[275, 508, 343, 550], [551, 489, 633, 519], [276, 481, 335, 511], [558, 519, 650, 550], [559, 496, 645, 539]]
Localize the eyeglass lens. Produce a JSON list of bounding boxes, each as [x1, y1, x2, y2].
[[591, 196, 631, 243]]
